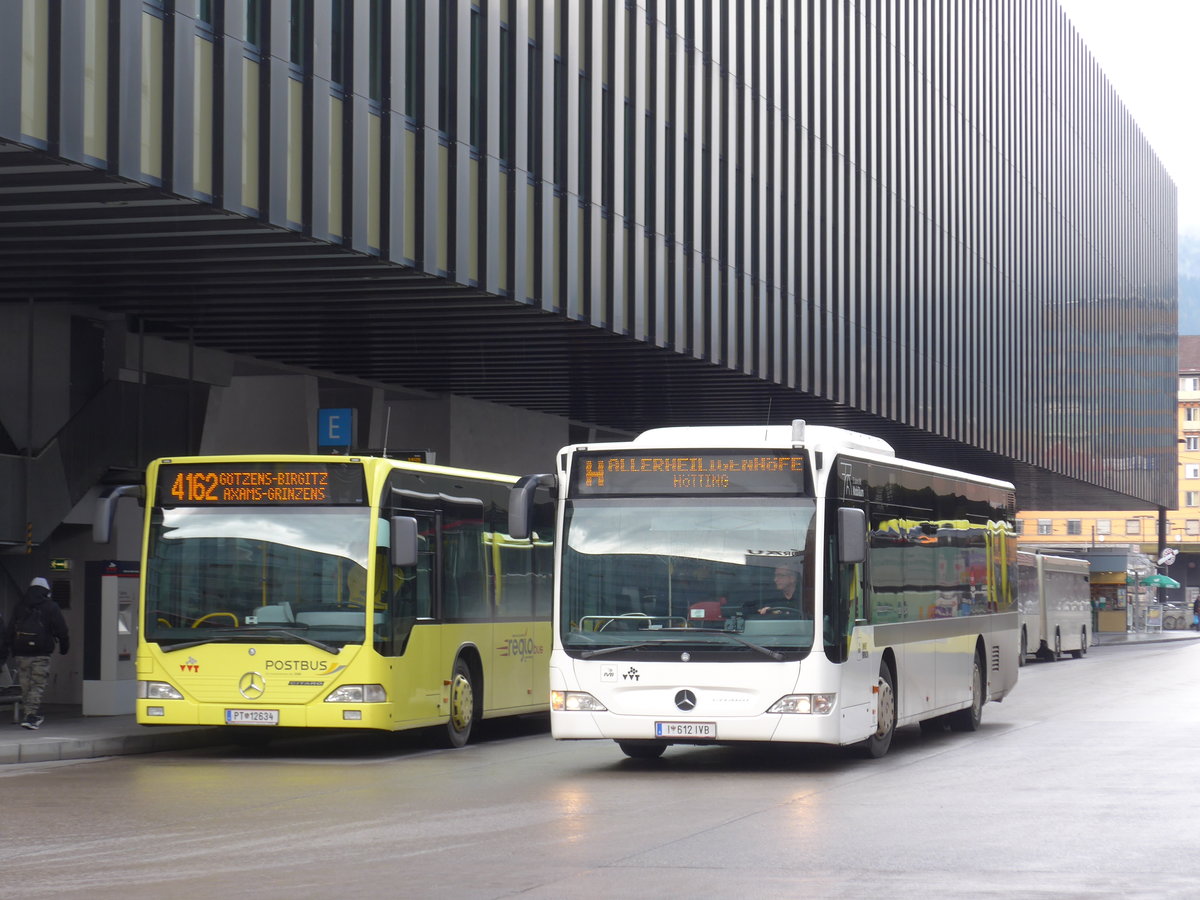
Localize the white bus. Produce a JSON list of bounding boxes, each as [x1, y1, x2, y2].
[[1017, 551, 1091, 664], [509, 421, 1019, 759]]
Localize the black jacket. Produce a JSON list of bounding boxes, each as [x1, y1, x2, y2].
[[7, 586, 70, 657]]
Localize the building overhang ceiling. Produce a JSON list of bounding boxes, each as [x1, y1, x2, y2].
[[0, 140, 1154, 511]]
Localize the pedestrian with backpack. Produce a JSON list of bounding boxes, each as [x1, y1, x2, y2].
[[7, 577, 70, 730]]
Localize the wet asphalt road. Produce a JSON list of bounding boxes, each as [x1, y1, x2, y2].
[[1, 640, 1198, 899]]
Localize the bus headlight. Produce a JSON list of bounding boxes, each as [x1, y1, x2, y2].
[[325, 684, 387, 703], [768, 693, 836, 715], [551, 690, 607, 712], [138, 681, 183, 701]]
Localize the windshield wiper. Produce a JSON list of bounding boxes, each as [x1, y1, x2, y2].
[[656, 628, 785, 660], [160, 627, 340, 655], [161, 633, 234, 653], [579, 630, 783, 661], [256, 629, 339, 654], [580, 640, 675, 659]]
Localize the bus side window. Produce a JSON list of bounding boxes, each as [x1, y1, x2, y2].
[[496, 538, 534, 619], [376, 515, 434, 657], [825, 507, 861, 663], [442, 515, 488, 620], [531, 497, 556, 619]]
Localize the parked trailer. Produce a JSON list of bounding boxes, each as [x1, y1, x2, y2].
[[1017, 551, 1091, 664]]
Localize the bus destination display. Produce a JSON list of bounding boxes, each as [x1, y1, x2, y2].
[[572, 451, 810, 496], [157, 463, 367, 506]]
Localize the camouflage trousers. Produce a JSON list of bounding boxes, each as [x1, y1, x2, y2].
[[15, 656, 51, 718]]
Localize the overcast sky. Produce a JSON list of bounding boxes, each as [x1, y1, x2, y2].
[[1056, 0, 1200, 238]]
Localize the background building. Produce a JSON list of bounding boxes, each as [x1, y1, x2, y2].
[[1017, 336, 1200, 628], [0, 1, 1178, 701]]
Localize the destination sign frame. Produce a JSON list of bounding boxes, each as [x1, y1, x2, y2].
[[571, 451, 811, 497], [156, 462, 367, 507]]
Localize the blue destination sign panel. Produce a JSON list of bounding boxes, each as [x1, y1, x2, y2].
[[157, 462, 367, 506], [571, 451, 811, 496]]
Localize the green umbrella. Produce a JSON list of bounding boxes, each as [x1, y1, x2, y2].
[[1140, 573, 1181, 588]]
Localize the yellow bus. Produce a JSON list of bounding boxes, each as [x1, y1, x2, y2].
[[95, 455, 554, 746]]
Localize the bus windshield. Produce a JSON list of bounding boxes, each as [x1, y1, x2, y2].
[[561, 498, 817, 655], [145, 506, 373, 647]]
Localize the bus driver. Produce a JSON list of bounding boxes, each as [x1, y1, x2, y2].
[[746, 565, 811, 617]]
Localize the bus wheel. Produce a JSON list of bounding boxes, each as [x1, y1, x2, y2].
[[858, 664, 896, 758], [445, 658, 476, 748], [949, 652, 985, 732], [1018, 628, 1027, 668], [617, 741, 666, 760], [1070, 627, 1086, 659]]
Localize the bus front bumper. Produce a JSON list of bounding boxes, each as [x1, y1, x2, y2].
[[550, 708, 850, 745], [137, 699, 399, 730]]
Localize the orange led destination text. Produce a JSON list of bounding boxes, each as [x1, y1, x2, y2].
[[168, 470, 330, 503], [583, 455, 804, 488]]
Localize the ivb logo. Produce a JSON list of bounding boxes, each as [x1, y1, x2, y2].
[[497, 631, 545, 662]]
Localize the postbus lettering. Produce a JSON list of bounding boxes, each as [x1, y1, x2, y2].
[[264, 659, 336, 673]]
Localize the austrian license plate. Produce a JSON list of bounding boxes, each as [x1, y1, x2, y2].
[[655, 721, 716, 738], [225, 708, 279, 725]]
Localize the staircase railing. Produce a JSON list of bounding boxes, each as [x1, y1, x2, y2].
[[0, 380, 198, 546]]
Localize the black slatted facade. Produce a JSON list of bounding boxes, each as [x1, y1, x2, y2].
[[0, 0, 1178, 510]]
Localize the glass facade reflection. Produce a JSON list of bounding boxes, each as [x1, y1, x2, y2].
[[0, 0, 1177, 510]]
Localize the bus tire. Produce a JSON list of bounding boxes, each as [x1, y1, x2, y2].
[[1018, 628, 1027, 667], [617, 741, 666, 760], [857, 663, 896, 758], [949, 651, 985, 732], [444, 657, 476, 748]]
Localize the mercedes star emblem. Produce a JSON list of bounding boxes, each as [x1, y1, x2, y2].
[[675, 689, 697, 711], [239, 671, 266, 699]]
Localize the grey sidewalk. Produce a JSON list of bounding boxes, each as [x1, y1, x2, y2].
[[2, 629, 1198, 765], [1090, 629, 1200, 646], [0, 707, 228, 765]]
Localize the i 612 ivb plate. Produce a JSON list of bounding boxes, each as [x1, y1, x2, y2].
[[655, 721, 716, 738]]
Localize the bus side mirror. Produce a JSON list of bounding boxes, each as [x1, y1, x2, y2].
[[93, 484, 146, 544], [508, 473, 556, 540], [838, 507, 866, 564], [391, 516, 419, 568]]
